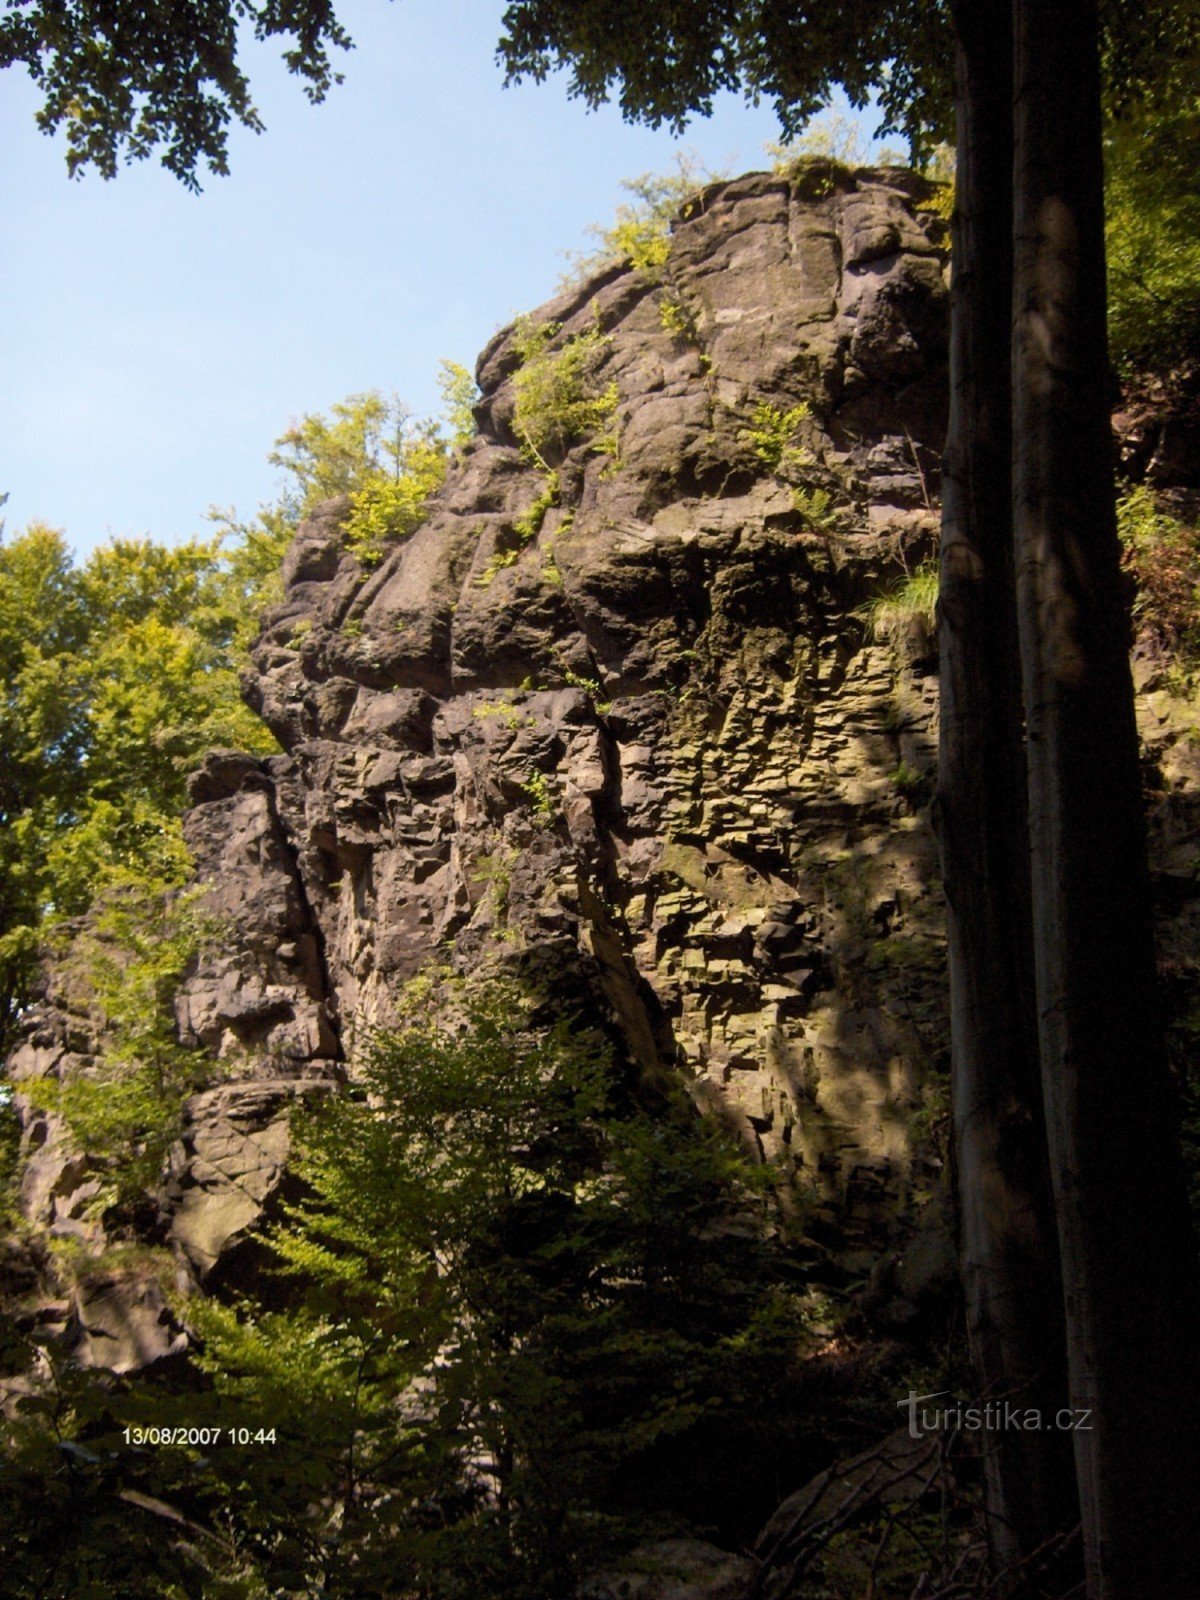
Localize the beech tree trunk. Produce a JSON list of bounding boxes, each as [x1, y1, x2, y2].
[[938, 0, 1077, 1572], [1012, 2, 1200, 1592]]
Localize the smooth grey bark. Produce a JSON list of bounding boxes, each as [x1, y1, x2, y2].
[[938, 0, 1077, 1573], [1012, 2, 1200, 1593]]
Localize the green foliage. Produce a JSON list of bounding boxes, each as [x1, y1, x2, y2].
[[520, 768, 557, 821], [861, 564, 940, 641], [472, 696, 526, 730], [514, 472, 562, 544], [511, 316, 618, 467], [498, 1, 1194, 167], [741, 401, 812, 477], [658, 291, 701, 345], [2, 0, 352, 188], [42, 798, 195, 929], [0, 522, 88, 1042], [1117, 485, 1200, 660], [540, 509, 572, 589], [1105, 81, 1200, 367], [807, 1501, 966, 1598], [478, 471, 564, 588], [0, 1083, 21, 1225], [918, 142, 956, 221], [0, 1343, 242, 1600], [792, 485, 841, 532], [498, 3, 957, 155], [472, 851, 515, 922], [23, 885, 211, 1215], [571, 158, 713, 283], [205, 501, 296, 651], [600, 209, 672, 278], [343, 435, 447, 570], [477, 548, 519, 587], [438, 358, 482, 449], [178, 989, 805, 1597], [268, 391, 432, 515], [221, 380, 473, 582], [768, 110, 907, 182], [0, 373, 475, 1042], [560, 666, 610, 712], [0, 522, 274, 1048], [890, 760, 934, 810]]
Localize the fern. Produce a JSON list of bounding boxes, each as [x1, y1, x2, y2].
[[741, 401, 812, 476]]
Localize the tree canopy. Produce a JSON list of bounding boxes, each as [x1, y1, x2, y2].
[[1106, 76, 1200, 368], [1, 988, 810, 1599], [0, 0, 352, 186], [500, 0, 952, 150], [498, 0, 1199, 154], [0, 523, 271, 1047]]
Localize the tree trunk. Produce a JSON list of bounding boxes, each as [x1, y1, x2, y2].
[[1012, 2, 1200, 1592], [938, 0, 1077, 1573]]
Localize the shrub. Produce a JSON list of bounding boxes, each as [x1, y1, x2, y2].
[[567, 158, 713, 285], [891, 759, 934, 809], [438, 357, 481, 449], [476, 476, 561, 588], [768, 110, 906, 172], [180, 987, 807, 1598], [520, 768, 556, 820], [792, 485, 841, 531], [1117, 484, 1200, 660], [1105, 85, 1200, 370], [344, 436, 448, 569], [260, 390, 459, 570], [511, 317, 618, 467], [22, 885, 212, 1217], [658, 292, 701, 345], [741, 401, 812, 477]]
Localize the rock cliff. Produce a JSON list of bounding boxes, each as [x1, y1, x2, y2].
[[7, 164, 1199, 1375]]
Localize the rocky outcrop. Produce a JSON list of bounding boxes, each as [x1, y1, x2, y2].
[[6, 164, 956, 1333], [219, 165, 951, 1282], [8, 162, 1198, 1365]]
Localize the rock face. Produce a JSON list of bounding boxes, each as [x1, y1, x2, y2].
[[8, 165, 956, 1320], [228, 165, 951, 1277], [8, 164, 1198, 1351]]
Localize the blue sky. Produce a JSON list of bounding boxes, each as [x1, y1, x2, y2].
[[1, 0, 883, 556]]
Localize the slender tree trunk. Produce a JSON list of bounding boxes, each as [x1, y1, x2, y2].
[[1012, 3, 1200, 1592], [938, 0, 1077, 1573]]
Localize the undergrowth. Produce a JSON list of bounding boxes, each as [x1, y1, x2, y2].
[[1118, 484, 1200, 663]]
